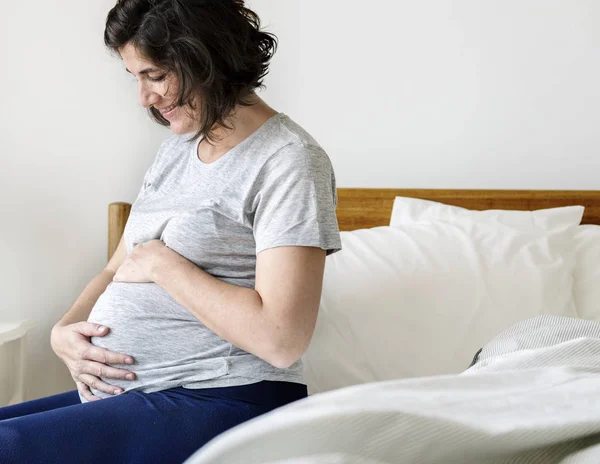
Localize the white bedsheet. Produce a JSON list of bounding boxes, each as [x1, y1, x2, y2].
[[185, 316, 600, 464]]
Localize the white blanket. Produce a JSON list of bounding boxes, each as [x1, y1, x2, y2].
[[185, 316, 600, 464]]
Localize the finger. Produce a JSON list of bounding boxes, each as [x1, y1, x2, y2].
[[76, 381, 102, 402], [85, 345, 135, 366], [78, 374, 123, 396], [74, 322, 110, 338], [85, 360, 136, 381]]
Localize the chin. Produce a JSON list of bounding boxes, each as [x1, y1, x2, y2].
[[168, 121, 195, 135]]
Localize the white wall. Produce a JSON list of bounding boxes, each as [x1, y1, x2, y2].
[[1, 0, 599, 400], [1, 0, 168, 399], [249, 0, 600, 188]]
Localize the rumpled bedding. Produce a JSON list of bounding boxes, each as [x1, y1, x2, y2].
[[185, 315, 600, 464]]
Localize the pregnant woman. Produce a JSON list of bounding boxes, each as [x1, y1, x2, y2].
[[0, 1, 341, 462]]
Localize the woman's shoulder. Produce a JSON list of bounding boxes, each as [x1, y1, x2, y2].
[[254, 142, 335, 197], [275, 114, 324, 153], [259, 114, 332, 170]]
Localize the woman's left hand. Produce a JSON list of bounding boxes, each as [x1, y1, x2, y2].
[[113, 240, 173, 283]]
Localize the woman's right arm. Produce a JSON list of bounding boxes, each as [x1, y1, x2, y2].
[[50, 235, 137, 401]]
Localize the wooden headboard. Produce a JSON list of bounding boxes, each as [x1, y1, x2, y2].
[[108, 189, 600, 260]]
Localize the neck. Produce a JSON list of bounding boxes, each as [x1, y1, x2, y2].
[[206, 94, 278, 151]]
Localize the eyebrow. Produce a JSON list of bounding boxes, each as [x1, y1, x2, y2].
[[125, 67, 160, 75]]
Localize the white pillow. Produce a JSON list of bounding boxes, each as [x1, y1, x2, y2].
[[302, 199, 583, 395], [573, 225, 600, 321]]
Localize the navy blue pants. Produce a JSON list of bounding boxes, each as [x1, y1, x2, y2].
[[0, 380, 307, 464]]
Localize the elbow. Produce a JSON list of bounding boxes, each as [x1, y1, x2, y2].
[[268, 353, 301, 370], [266, 338, 309, 370], [269, 352, 301, 370], [260, 313, 317, 369]]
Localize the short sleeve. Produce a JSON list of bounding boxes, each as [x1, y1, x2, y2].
[[251, 145, 342, 256]]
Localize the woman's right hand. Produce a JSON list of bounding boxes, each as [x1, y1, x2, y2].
[[50, 322, 136, 402]]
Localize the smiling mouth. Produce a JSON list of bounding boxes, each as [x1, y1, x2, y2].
[[158, 103, 177, 115]]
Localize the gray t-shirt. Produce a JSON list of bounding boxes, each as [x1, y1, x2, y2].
[[84, 113, 342, 401]]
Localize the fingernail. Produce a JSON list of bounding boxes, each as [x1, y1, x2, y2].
[[125, 358, 134, 364], [98, 326, 107, 332], [114, 389, 122, 395], [126, 374, 135, 380]]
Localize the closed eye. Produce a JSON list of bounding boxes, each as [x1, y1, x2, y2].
[[148, 75, 167, 82], [129, 75, 166, 83]]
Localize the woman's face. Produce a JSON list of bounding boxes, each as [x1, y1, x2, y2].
[[120, 43, 197, 135]]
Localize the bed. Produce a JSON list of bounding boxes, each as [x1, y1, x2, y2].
[[109, 189, 600, 464], [108, 189, 600, 256]]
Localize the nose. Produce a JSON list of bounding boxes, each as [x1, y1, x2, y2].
[[138, 81, 159, 109]]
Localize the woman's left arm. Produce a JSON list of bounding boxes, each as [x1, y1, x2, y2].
[[113, 240, 326, 369]]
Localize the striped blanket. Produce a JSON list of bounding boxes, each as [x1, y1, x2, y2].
[[185, 315, 600, 464]]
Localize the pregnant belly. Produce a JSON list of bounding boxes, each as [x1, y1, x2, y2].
[[86, 282, 230, 399]]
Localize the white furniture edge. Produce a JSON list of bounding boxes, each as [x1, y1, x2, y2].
[[0, 320, 36, 345]]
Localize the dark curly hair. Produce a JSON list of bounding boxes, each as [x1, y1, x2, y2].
[[104, 0, 278, 143]]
